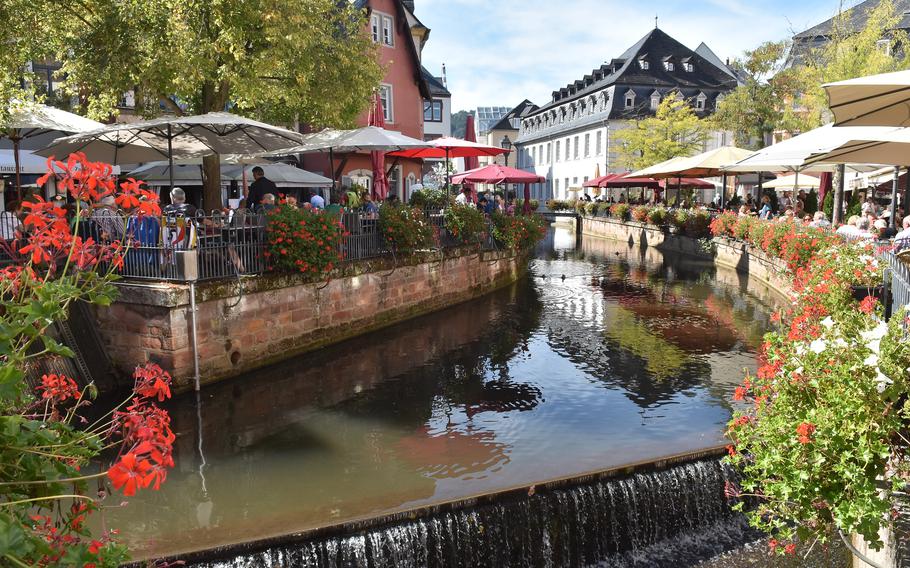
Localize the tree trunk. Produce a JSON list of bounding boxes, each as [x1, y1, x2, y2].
[[200, 81, 225, 210], [202, 154, 222, 211], [832, 164, 845, 225]]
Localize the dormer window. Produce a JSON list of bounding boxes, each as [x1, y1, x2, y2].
[[684, 62, 693, 72], [696, 92, 707, 111], [665, 61, 674, 71], [624, 90, 636, 109], [650, 91, 661, 110], [639, 59, 649, 70]]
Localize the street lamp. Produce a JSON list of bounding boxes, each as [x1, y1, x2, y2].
[[500, 135, 512, 167]]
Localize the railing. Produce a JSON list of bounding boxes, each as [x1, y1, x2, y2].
[[886, 251, 910, 321], [0, 207, 504, 283]]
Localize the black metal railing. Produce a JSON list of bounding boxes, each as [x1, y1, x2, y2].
[[886, 251, 910, 320]]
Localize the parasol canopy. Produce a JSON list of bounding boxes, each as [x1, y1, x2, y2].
[[450, 164, 544, 184], [824, 70, 910, 127], [763, 174, 821, 190]]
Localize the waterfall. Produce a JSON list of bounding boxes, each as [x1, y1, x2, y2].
[[181, 458, 759, 568]]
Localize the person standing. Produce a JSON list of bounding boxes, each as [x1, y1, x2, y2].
[[245, 166, 277, 211], [309, 191, 326, 209]]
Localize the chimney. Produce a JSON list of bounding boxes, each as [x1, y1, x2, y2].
[[441, 63, 448, 88], [402, 0, 415, 12]]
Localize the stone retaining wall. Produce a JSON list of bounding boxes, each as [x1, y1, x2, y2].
[[94, 248, 528, 390], [580, 216, 792, 299]]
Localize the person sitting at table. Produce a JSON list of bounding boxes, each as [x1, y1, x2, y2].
[[326, 194, 343, 216], [259, 193, 277, 213], [894, 215, 910, 252], [362, 193, 379, 216], [0, 201, 22, 241], [91, 195, 125, 243], [245, 166, 276, 211], [309, 190, 326, 209], [285, 195, 299, 210]]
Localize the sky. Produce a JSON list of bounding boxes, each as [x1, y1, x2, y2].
[[415, 0, 857, 112]]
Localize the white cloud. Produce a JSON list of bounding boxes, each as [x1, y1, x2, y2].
[[416, 0, 841, 111]]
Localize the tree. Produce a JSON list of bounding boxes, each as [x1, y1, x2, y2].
[[712, 41, 800, 149], [793, 0, 910, 130], [613, 96, 708, 171], [451, 110, 471, 139], [10, 0, 384, 209]]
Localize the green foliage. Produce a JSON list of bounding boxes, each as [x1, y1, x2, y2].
[[671, 209, 690, 230], [712, 41, 796, 149], [803, 189, 818, 216], [443, 203, 486, 245], [614, 96, 709, 171], [823, 191, 834, 219], [630, 205, 650, 222], [647, 207, 668, 226], [451, 110, 471, 139], [597, 202, 611, 216], [584, 202, 597, 215], [684, 210, 711, 238], [491, 213, 546, 250], [409, 187, 451, 211], [514, 199, 540, 211], [609, 203, 630, 221], [546, 199, 573, 212], [846, 190, 863, 218], [265, 204, 345, 276], [789, 0, 910, 130], [379, 205, 434, 252]]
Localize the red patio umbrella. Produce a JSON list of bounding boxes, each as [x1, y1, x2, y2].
[[583, 173, 619, 188], [658, 177, 714, 189], [463, 114, 480, 203], [369, 93, 390, 199], [450, 164, 544, 214], [388, 137, 508, 195]]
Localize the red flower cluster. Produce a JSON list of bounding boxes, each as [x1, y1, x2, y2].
[[36, 373, 81, 403], [107, 363, 175, 497], [796, 422, 816, 444], [859, 295, 878, 315], [265, 206, 346, 275]]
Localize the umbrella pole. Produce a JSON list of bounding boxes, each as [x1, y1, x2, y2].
[[891, 166, 900, 229], [904, 167, 910, 219], [12, 136, 22, 202], [446, 148, 451, 197], [329, 148, 337, 198], [167, 124, 175, 193], [721, 173, 727, 210]]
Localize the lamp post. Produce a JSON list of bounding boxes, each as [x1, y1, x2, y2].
[[500, 135, 512, 200]]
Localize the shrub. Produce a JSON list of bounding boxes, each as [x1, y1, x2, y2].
[[491, 212, 547, 250], [597, 202, 611, 216], [514, 199, 540, 211], [444, 203, 487, 245], [733, 216, 755, 241], [609, 203, 630, 221], [410, 186, 451, 211], [546, 199, 571, 211], [684, 210, 711, 238], [647, 207, 668, 227], [380, 204, 434, 252], [709, 211, 738, 238], [265, 205, 345, 276], [631, 205, 650, 222], [671, 209, 689, 230], [584, 202, 597, 216]]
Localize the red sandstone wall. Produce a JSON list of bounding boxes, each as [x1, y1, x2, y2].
[[95, 250, 527, 390]]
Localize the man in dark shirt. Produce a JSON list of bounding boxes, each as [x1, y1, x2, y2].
[[246, 166, 277, 211]]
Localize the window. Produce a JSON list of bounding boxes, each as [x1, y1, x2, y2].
[[423, 100, 443, 122], [584, 133, 590, 157], [877, 39, 892, 55], [584, 176, 589, 183], [546, 142, 551, 162], [565, 138, 570, 161], [650, 92, 661, 110], [573, 177, 578, 186], [555, 179, 560, 194], [665, 61, 674, 71], [555, 141, 561, 161], [371, 12, 394, 46], [639, 59, 649, 70], [684, 62, 694, 72], [595, 131, 602, 155], [696, 93, 707, 111], [565, 178, 569, 192], [370, 14, 380, 43], [625, 91, 635, 109], [573, 136, 579, 159], [381, 14, 394, 46], [379, 84, 393, 122]]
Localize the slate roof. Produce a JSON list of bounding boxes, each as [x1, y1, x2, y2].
[[490, 99, 539, 131], [793, 0, 910, 39], [527, 28, 737, 117], [421, 66, 450, 97]]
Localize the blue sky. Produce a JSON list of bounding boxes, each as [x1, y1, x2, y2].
[[416, 0, 854, 112]]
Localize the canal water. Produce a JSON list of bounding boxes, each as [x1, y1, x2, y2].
[[105, 226, 786, 563]]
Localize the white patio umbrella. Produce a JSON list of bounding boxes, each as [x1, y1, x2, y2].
[[2, 103, 104, 199], [823, 70, 910, 127], [129, 161, 330, 188], [763, 174, 821, 190], [38, 112, 305, 202], [224, 164, 331, 188]]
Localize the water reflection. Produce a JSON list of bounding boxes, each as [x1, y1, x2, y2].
[[105, 227, 784, 560]]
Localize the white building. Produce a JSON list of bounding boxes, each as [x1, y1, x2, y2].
[[515, 27, 740, 201]]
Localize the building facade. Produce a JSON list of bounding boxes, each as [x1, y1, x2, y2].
[[515, 28, 738, 200], [304, 0, 432, 199]]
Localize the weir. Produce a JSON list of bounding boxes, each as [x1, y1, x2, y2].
[[153, 452, 761, 568]]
